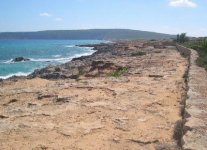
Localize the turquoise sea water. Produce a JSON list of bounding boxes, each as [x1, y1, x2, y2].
[[0, 40, 105, 79]]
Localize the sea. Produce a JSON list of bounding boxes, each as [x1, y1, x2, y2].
[[0, 40, 106, 79]]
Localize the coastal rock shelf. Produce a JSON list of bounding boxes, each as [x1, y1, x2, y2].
[[0, 41, 188, 150]]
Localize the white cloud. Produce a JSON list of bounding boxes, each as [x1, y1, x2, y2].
[[39, 13, 63, 21], [169, 0, 197, 8], [40, 12, 52, 17], [55, 17, 63, 21]]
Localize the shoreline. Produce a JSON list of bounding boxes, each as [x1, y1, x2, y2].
[[27, 42, 118, 79], [0, 44, 98, 80]]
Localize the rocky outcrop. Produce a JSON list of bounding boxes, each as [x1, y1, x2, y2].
[[12, 57, 30, 62]]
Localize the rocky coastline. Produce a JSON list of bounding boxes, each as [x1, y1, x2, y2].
[[3, 40, 175, 81], [28, 40, 175, 80]]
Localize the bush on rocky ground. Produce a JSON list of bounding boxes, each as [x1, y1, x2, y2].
[[184, 38, 207, 70]]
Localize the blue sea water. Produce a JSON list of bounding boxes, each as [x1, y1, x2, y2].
[[0, 40, 105, 79]]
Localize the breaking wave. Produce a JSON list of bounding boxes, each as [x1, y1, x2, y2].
[[0, 72, 31, 79]]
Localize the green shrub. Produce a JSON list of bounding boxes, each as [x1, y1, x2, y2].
[[196, 52, 207, 70], [201, 38, 207, 51], [110, 67, 128, 77], [184, 38, 207, 70]]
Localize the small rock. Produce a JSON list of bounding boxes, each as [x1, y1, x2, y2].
[[113, 137, 120, 143], [129, 139, 159, 145], [3, 99, 18, 106], [56, 97, 70, 103], [149, 75, 163, 78], [27, 103, 37, 108], [38, 94, 57, 100]]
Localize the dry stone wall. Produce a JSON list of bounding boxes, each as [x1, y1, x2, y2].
[[177, 45, 207, 150]]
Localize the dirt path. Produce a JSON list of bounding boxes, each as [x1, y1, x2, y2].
[[0, 44, 188, 150]]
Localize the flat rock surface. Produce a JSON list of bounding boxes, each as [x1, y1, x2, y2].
[[183, 49, 207, 150], [0, 41, 187, 150]]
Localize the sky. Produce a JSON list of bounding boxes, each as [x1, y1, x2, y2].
[[0, 0, 206, 37]]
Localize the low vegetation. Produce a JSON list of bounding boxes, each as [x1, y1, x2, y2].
[[176, 33, 207, 70], [184, 38, 207, 70], [109, 67, 128, 77]]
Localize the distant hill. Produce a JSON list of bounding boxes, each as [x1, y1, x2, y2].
[[0, 29, 175, 40]]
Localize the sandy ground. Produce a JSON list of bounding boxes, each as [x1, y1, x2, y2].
[[0, 45, 188, 150]]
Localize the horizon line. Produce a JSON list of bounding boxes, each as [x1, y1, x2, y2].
[[0, 28, 175, 35]]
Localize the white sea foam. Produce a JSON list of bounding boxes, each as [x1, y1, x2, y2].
[[65, 45, 76, 48], [71, 50, 96, 58], [2, 59, 13, 64], [29, 57, 71, 63], [29, 47, 95, 63], [82, 47, 94, 50], [52, 55, 61, 58], [1, 46, 95, 64], [0, 72, 31, 79]]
